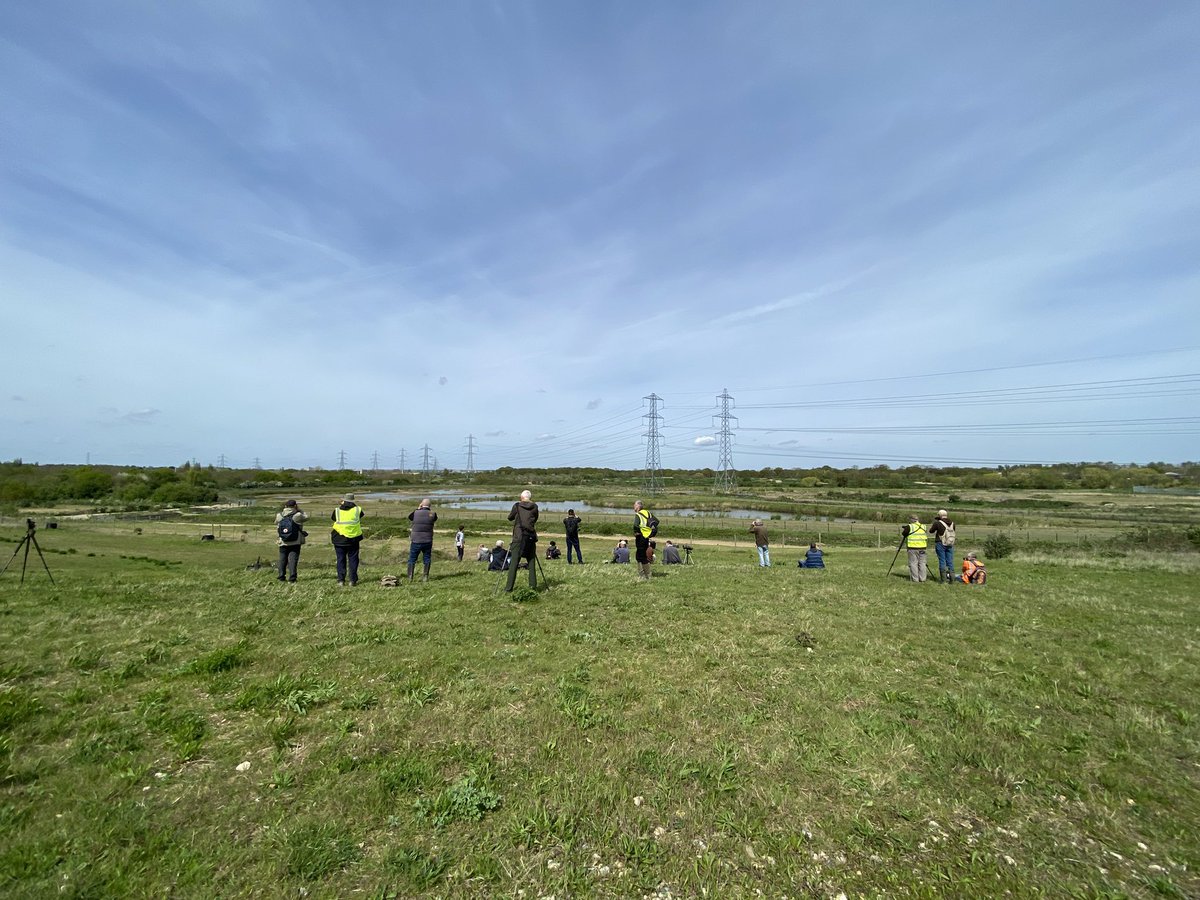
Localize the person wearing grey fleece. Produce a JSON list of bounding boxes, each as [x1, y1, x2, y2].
[[274, 499, 308, 582], [407, 498, 438, 582], [505, 489, 539, 592]]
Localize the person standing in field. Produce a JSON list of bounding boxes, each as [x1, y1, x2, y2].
[[330, 493, 365, 586], [633, 499, 657, 581], [928, 508, 956, 583], [455, 524, 465, 562], [750, 519, 771, 567], [901, 514, 928, 583], [563, 508, 584, 564], [506, 490, 539, 591], [407, 498, 438, 582], [274, 499, 308, 582]]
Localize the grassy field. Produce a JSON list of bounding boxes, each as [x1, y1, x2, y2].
[[1, 509, 1198, 898]]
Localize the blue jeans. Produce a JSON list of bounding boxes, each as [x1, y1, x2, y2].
[[408, 541, 432, 568], [935, 542, 954, 580], [566, 535, 582, 563], [757, 546, 770, 567], [334, 542, 360, 584]]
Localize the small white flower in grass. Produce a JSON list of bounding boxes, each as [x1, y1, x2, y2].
[[236, 761, 251, 772], [546, 859, 561, 870], [1149, 864, 1166, 873], [1127, 798, 1136, 805], [155, 772, 167, 779], [143, 786, 150, 792], [1004, 855, 1016, 866], [1137, 842, 1148, 851], [634, 796, 644, 806], [835, 893, 848, 900], [654, 826, 666, 838]]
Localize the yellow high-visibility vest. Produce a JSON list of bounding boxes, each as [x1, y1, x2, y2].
[[906, 521, 927, 549], [332, 506, 363, 538], [636, 509, 653, 539]]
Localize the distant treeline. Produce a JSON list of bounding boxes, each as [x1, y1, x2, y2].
[[1, 458, 1196, 508]]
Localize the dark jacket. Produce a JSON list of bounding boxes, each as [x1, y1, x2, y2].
[[508, 500, 539, 543], [800, 548, 825, 568], [563, 515, 582, 538], [928, 517, 954, 544], [407, 507, 437, 543], [488, 546, 509, 571]]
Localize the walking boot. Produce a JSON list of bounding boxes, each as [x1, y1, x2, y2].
[[422, 563, 430, 583], [407, 563, 415, 582]]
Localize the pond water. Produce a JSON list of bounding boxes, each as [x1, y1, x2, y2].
[[359, 493, 857, 524]]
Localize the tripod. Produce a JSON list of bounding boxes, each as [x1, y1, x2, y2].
[[1, 519, 55, 585], [495, 534, 551, 595]]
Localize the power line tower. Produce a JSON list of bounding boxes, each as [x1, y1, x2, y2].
[[713, 388, 738, 493], [338, 449, 348, 469], [398, 449, 407, 473], [642, 393, 664, 496], [371, 450, 380, 472], [217, 453, 227, 468], [421, 444, 432, 480], [253, 457, 262, 470], [465, 434, 476, 475]]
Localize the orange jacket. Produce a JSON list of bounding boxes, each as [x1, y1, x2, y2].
[[962, 558, 986, 584]]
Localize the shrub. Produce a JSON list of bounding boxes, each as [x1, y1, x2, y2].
[[983, 533, 1014, 559]]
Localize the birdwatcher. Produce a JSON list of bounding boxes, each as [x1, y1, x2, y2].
[[611, 539, 630, 564], [633, 499, 658, 581], [750, 519, 771, 567], [662, 540, 682, 564], [407, 498, 438, 582], [330, 493, 365, 586], [455, 525, 466, 562], [958, 551, 987, 584], [928, 508, 957, 583], [563, 508, 584, 564], [505, 490, 539, 591], [545, 540, 562, 560], [901, 514, 928, 583], [488, 540, 508, 571], [798, 542, 825, 569], [476, 543, 490, 562], [274, 499, 308, 582]]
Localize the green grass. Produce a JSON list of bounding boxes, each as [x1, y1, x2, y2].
[[0, 519, 1197, 897]]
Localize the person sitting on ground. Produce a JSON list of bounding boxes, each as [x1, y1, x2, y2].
[[959, 551, 987, 584], [646, 540, 656, 565], [476, 544, 490, 561], [798, 543, 825, 569], [488, 540, 510, 571], [611, 539, 630, 564], [662, 540, 682, 564], [545, 540, 561, 560]]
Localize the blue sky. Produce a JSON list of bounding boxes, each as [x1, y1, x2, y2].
[[2, 1, 1198, 471]]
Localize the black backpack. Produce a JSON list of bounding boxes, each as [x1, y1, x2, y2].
[[646, 513, 659, 538], [278, 514, 300, 542]]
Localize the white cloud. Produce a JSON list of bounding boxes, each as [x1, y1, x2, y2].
[[694, 436, 716, 446]]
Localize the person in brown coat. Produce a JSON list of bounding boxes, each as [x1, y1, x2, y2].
[[750, 519, 771, 567]]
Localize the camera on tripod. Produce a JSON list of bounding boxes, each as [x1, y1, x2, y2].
[[26, 518, 36, 533]]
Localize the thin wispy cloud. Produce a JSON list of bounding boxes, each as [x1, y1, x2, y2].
[[1, 2, 1196, 467]]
